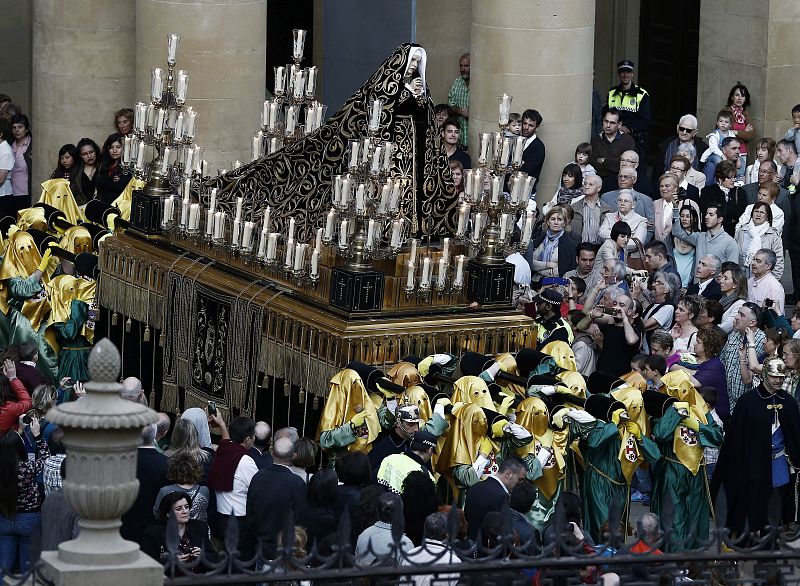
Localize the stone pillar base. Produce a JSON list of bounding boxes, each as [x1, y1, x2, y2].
[[40, 551, 163, 586]]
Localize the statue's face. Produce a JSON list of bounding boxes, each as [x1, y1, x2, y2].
[[406, 50, 422, 77]]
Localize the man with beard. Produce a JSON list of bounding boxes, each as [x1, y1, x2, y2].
[[712, 357, 800, 535]]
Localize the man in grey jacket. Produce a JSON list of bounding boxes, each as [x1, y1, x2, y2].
[[672, 203, 739, 271]]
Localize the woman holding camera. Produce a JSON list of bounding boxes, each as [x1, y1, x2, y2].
[[0, 360, 31, 436], [141, 491, 215, 570], [0, 412, 50, 575], [633, 271, 681, 353]]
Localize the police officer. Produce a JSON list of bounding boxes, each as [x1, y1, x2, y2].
[[376, 430, 437, 493], [533, 288, 573, 350], [607, 60, 651, 157]]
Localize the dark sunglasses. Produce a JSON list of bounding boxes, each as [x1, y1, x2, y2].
[[678, 126, 695, 133]]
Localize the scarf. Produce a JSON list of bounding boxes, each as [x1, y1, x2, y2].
[[719, 292, 740, 311], [730, 105, 746, 126], [556, 186, 583, 206], [181, 408, 212, 449], [744, 221, 771, 265], [206, 439, 248, 492], [537, 230, 564, 263]]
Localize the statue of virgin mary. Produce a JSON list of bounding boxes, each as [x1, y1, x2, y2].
[[209, 43, 456, 241]]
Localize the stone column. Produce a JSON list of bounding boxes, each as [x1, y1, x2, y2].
[[0, 0, 32, 115], [41, 339, 161, 585], [136, 0, 267, 173], [470, 0, 596, 203], [415, 0, 472, 105], [32, 0, 136, 196]]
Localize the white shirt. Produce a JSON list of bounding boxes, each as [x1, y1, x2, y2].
[[662, 199, 673, 232], [697, 278, 714, 296], [523, 132, 538, 151], [0, 142, 12, 196], [747, 272, 785, 315], [214, 454, 258, 516]]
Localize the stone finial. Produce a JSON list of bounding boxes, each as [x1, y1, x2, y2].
[[87, 337, 121, 382]]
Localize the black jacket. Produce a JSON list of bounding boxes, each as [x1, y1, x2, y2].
[[241, 463, 307, 560], [699, 184, 747, 236], [141, 518, 217, 566], [685, 278, 722, 301], [121, 447, 168, 545], [520, 137, 545, 192], [464, 476, 510, 540], [526, 231, 578, 278]]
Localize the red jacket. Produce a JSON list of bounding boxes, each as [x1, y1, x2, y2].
[[0, 378, 32, 435]]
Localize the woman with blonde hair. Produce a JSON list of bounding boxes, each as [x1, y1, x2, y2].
[[526, 205, 578, 279]]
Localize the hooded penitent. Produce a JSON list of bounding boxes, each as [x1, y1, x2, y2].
[[661, 370, 708, 475], [317, 368, 380, 453]]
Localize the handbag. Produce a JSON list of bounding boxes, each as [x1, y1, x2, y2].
[[626, 237, 648, 271]]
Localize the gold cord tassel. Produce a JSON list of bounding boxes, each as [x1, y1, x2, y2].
[[159, 331, 166, 347], [298, 389, 305, 404], [313, 396, 319, 410], [143, 325, 151, 342], [283, 380, 290, 397], [111, 311, 118, 326], [125, 317, 132, 333]]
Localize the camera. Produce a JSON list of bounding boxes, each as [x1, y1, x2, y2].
[[601, 306, 617, 316], [207, 400, 217, 416]]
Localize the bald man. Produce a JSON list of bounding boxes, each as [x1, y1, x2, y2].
[[120, 377, 147, 405], [248, 421, 273, 469]]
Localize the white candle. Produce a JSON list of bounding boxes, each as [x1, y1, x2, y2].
[[305, 110, 314, 134], [285, 239, 295, 266], [183, 144, 194, 170], [437, 257, 447, 286], [522, 211, 534, 245], [285, 105, 297, 135], [134, 103, 145, 132], [253, 135, 261, 160], [155, 108, 166, 136], [310, 249, 320, 277], [213, 211, 225, 240], [500, 138, 511, 167], [361, 138, 371, 165], [206, 208, 214, 236], [201, 159, 209, 177], [454, 255, 466, 286], [287, 217, 295, 241], [181, 178, 190, 202], [349, 141, 360, 168], [176, 70, 188, 102], [341, 178, 352, 206], [499, 93, 512, 125], [457, 203, 469, 236], [232, 219, 241, 247], [136, 141, 146, 171], [472, 170, 484, 198], [369, 99, 382, 131], [159, 147, 170, 174], [479, 133, 491, 164], [292, 29, 306, 61], [314, 227, 323, 252], [339, 220, 348, 248], [151, 68, 163, 102], [122, 136, 132, 163], [146, 104, 156, 128], [499, 213, 509, 241], [266, 233, 278, 260], [420, 257, 431, 286], [382, 142, 394, 170], [389, 180, 401, 212], [274, 66, 285, 95], [324, 209, 336, 240], [378, 183, 391, 212], [288, 64, 299, 95], [262, 206, 271, 233], [242, 222, 256, 250], [473, 213, 483, 240], [371, 146, 383, 174], [390, 220, 402, 247], [178, 197, 188, 228], [366, 219, 375, 248], [523, 177, 534, 204], [293, 243, 306, 270], [235, 197, 243, 222], [257, 230, 267, 258], [513, 137, 525, 166], [162, 196, 174, 225], [355, 184, 365, 213], [409, 238, 418, 265], [268, 102, 278, 131], [208, 188, 217, 215], [293, 69, 304, 99], [167, 33, 180, 64], [442, 238, 450, 264], [189, 203, 200, 230], [406, 261, 415, 289], [186, 109, 196, 138], [491, 177, 501, 204], [333, 176, 343, 207], [305, 66, 317, 97]]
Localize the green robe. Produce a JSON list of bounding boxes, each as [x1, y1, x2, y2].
[[581, 420, 660, 542], [4, 276, 58, 381], [51, 300, 92, 383], [650, 408, 723, 551]]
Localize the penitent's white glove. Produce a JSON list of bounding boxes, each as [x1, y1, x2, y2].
[[566, 409, 596, 424], [506, 422, 532, 441], [432, 354, 451, 365], [535, 447, 552, 467], [538, 385, 556, 396]]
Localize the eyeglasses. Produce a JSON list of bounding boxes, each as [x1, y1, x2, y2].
[[620, 158, 636, 164], [669, 165, 685, 172], [678, 127, 696, 133]]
